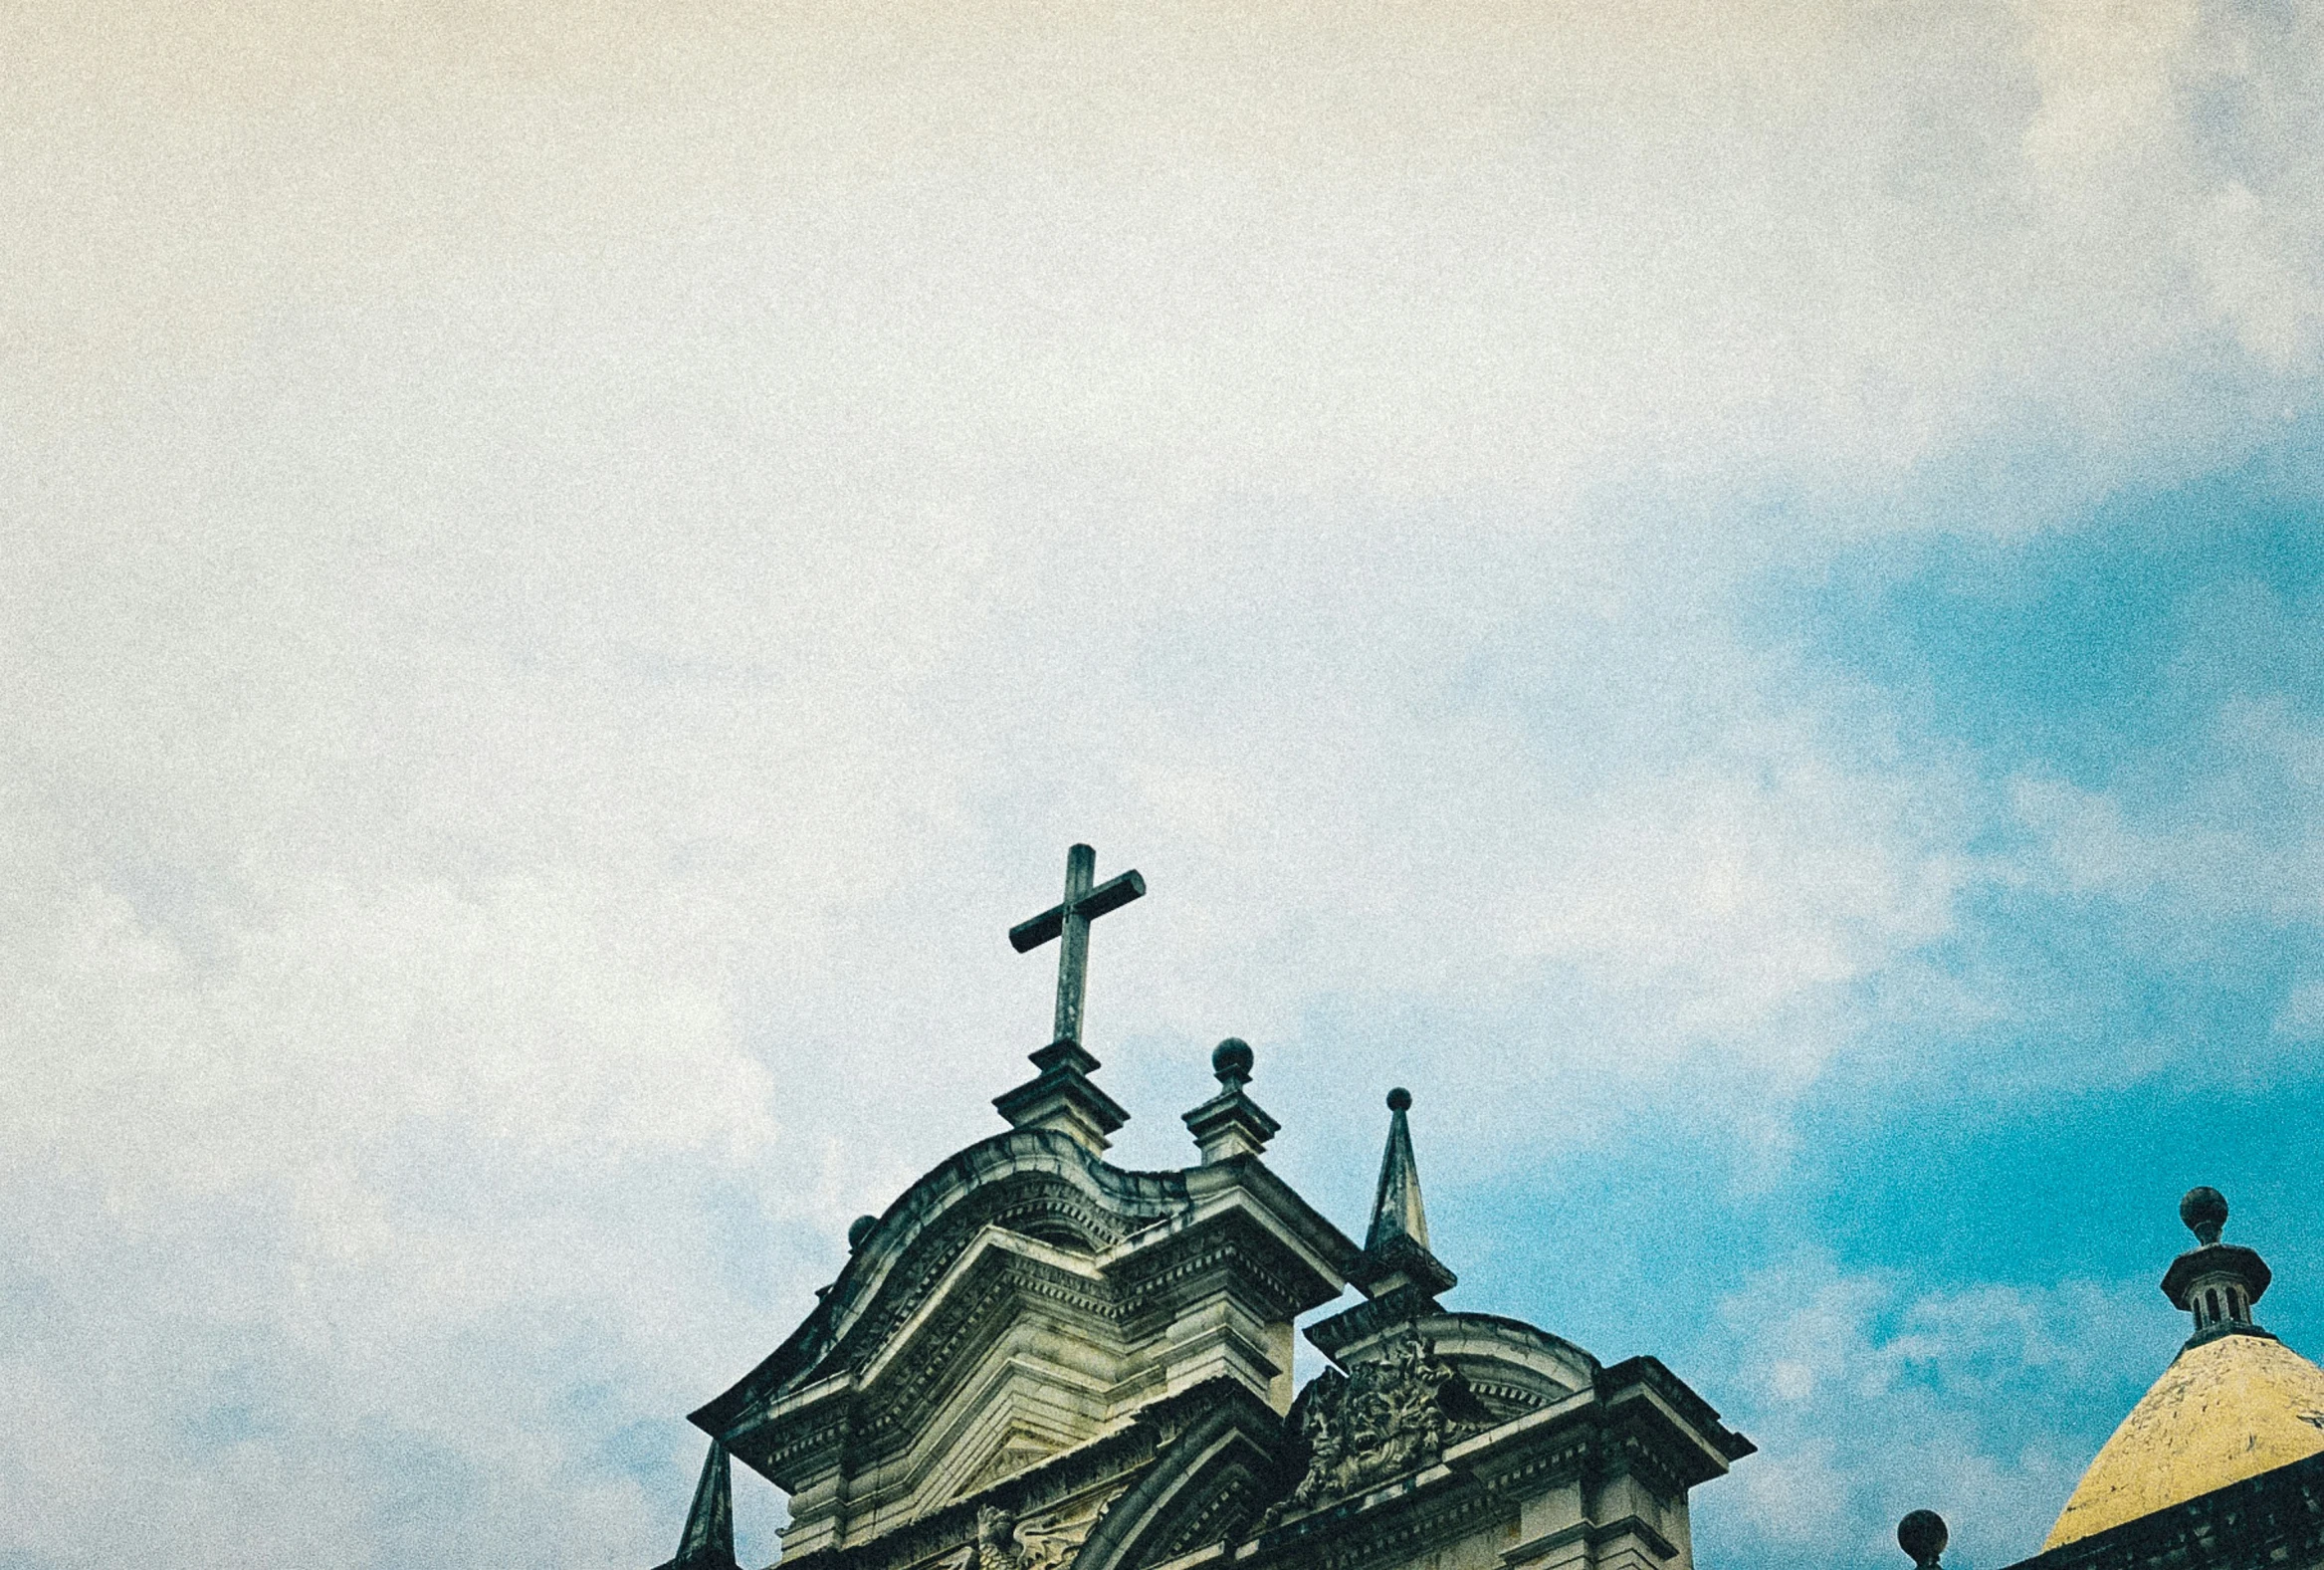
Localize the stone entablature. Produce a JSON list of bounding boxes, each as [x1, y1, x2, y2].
[[1155, 1349, 1750, 1570]]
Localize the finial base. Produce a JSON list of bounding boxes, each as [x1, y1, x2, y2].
[[1183, 1086, 1280, 1163], [993, 1038, 1130, 1155], [1182, 1037, 1280, 1163]]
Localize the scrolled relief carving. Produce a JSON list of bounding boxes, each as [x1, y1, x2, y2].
[[945, 1492, 1117, 1570], [1264, 1334, 1479, 1525]]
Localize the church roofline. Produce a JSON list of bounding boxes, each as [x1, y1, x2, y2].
[[1143, 1349, 1753, 1564], [691, 1127, 1363, 1441], [1308, 1304, 1603, 1384], [2002, 1449, 2324, 1570], [655, 849, 1763, 1570]]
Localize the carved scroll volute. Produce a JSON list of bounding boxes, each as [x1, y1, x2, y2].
[[957, 1491, 1120, 1570]]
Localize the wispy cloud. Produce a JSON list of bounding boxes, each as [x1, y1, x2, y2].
[[1695, 1258, 2167, 1570]]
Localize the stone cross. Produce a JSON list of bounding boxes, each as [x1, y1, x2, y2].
[[1010, 844, 1145, 1047]]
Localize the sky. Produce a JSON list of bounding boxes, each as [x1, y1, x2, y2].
[[3, 1, 2323, 1567]]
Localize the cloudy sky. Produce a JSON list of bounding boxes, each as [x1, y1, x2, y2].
[[6, 1, 2323, 1566]]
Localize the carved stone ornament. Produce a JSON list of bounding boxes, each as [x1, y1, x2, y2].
[[1265, 1334, 1478, 1524], [946, 1495, 1115, 1570]]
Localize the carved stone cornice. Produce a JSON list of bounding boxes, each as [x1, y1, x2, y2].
[[1223, 1333, 1750, 1570], [782, 1440, 1152, 1570], [1109, 1229, 1317, 1336], [697, 1134, 1198, 1440], [1591, 1358, 1755, 1483], [1071, 1380, 1295, 1570], [673, 1073, 1764, 1570], [854, 1245, 1127, 1447], [701, 1134, 1359, 1458], [1251, 1464, 1509, 1570]]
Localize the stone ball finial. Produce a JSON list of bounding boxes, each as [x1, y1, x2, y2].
[[2182, 1186, 2228, 1246], [1212, 1037, 1254, 1087], [848, 1214, 878, 1251], [1386, 1087, 1412, 1112], [1897, 1510, 1948, 1569]]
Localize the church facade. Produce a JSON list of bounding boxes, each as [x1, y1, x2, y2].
[[652, 846, 1753, 1570], [648, 847, 2324, 1570]]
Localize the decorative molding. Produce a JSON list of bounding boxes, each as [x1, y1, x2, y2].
[[861, 1248, 1126, 1445], [1261, 1472, 1511, 1570], [1503, 1513, 1679, 1569], [1111, 1234, 1313, 1327], [1071, 1383, 1292, 1570]]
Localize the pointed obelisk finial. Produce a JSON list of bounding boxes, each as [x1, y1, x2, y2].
[[1353, 1087, 1456, 1301], [661, 1439, 739, 1570], [1368, 1088, 1430, 1253], [2162, 1186, 2275, 1348]]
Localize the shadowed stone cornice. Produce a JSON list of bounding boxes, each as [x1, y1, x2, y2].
[[698, 1135, 1361, 1449], [780, 1379, 1280, 1570], [1252, 1340, 1751, 1558], [700, 1130, 1365, 1562], [694, 1132, 1192, 1438], [851, 1236, 1127, 1446], [1070, 1381, 1296, 1570], [1591, 1357, 1756, 1475]]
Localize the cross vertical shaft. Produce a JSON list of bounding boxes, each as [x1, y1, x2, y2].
[[1052, 844, 1095, 1045], [1010, 842, 1145, 1050]]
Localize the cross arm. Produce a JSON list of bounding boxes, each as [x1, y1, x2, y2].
[[1009, 907, 1064, 953], [1007, 869, 1146, 953], [1076, 869, 1147, 922]]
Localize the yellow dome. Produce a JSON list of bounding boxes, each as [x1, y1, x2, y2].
[[2043, 1334, 2324, 1550]]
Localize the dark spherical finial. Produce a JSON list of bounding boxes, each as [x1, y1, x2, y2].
[[2182, 1186, 2228, 1246], [1212, 1037, 1254, 1087], [1897, 1510, 1948, 1569], [1386, 1087, 1412, 1112], [848, 1214, 878, 1251]]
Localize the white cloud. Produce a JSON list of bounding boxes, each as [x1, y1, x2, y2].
[[2011, 683, 2324, 1053], [1697, 1258, 2167, 1570]]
